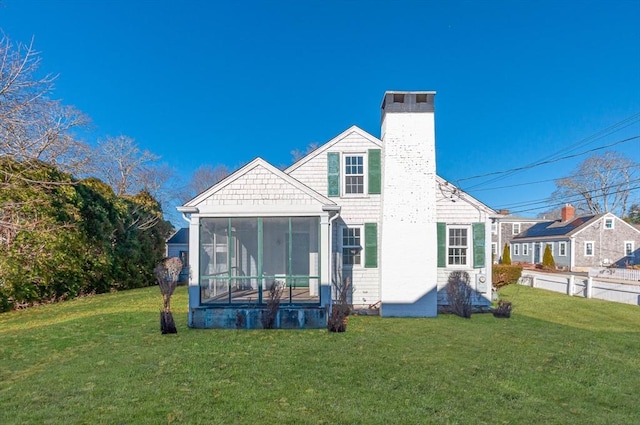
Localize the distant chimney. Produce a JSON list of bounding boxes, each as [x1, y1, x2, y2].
[[561, 204, 575, 222], [498, 209, 509, 215]]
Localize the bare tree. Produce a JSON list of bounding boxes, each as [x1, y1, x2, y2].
[[553, 151, 638, 217], [184, 164, 230, 200], [0, 35, 90, 176], [290, 142, 319, 163], [92, 135, 159, 196]]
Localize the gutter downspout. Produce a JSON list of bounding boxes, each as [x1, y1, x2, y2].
[[323, 205, 341, 306]]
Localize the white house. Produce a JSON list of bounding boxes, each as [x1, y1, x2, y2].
[[178, 91, 496, 328]]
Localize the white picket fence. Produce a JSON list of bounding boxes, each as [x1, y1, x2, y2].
[[588, 267, 640, 282], [518, 271, 640, 306]]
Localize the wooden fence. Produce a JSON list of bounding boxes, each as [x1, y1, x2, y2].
[[588, 267, 640, 282], [518, 271, 640, 306]]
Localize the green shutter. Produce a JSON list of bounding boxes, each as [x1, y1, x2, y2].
[[473, 222, 486, 268], [364, 223, 378, 268], [368, 149, 381, 195], [327, 152, 340, 197], [437, 222, 446, 267]]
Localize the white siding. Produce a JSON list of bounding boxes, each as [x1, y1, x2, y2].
[[436, 183, 492, 305], [289, 131, 382, 307]]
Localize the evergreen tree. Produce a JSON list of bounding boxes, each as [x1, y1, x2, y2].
[[542, 244, 556, 270], [502, 243, 511, 265]]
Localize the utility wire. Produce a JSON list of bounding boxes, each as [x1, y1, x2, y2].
[[455, 112, 640, 191], [501, 184, 640, 215], [470, 164, 640, 193], [458, 135, 640, 186]]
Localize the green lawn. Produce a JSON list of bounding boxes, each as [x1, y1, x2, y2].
[[1, 285, 639, 425]]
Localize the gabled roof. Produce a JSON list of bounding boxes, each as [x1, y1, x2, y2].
[[436, 176, 497, 215], [181, 157, 336, 209], [285, 125, 382, 174], [167, 228, 188, 244], [513, 214, 600, 239]]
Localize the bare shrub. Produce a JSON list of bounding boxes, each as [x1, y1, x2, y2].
[[328, 260, 352, 332], [154, 257, 182, 334], [445, 271, 473, 318], [261, 281, 284, 329], [492, 300, 512, 318]]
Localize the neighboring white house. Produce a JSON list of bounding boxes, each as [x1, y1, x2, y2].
[[511, 204, 640, 271], [178, 91, 496, 328]]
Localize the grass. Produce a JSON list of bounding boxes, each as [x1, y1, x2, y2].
[[1, 284, 639, 425]]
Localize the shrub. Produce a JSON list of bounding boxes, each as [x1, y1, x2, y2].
[[501, 243, 511, 265], [542, 244, 556, 270], [445, 271, 473, 318], [492, 264, 523, 289]]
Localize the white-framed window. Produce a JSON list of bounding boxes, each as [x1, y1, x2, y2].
[[584, 241, 594, 256], [559, 242, 567, 256], [343, 154, 365, 195], [341, 226, 362, 266], [491, 222, 497, 234], [491, 242, 497, 256], [513, 244, 520, 256], [624, 241, 635, 257], [512, 223, 521, 235], [447, 226, 470, 266], [604, 218, 614, 229], [522, 243, 529, 256]]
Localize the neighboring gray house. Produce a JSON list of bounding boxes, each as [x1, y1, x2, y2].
[[491, 210, 546, 263], [166, 228, 189, 283], [510, 204, 640, 271]]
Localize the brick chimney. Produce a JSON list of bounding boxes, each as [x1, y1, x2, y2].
[[561, 204, 575, 222]]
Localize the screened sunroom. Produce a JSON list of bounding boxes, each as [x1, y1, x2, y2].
[[199, 216, 321, 305]]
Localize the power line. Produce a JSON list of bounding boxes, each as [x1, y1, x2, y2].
[[501, 184, 640, 215], [458, 134, 640, 187], [470, 164, 640, 193]]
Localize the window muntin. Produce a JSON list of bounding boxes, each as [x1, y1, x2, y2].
[[513, 244, 520, 256], [447, 227, 469, 266], [559, 242, 567, 256], [344, 155, 364, 194], [522, 243, 529, 256], [604, 218, 614, 229], [585, 241, 594, 256], [625, 241, 634, 257], [512, 223, 521, 235], [342, 226, 362, 266]]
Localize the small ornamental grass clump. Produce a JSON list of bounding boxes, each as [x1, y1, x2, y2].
[[154, 257, 182, 334]]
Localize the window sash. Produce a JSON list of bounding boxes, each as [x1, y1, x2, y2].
[[585, 242, 594, 256], [344, 155, 364, 194], [447, 227, 469, 266], [559, 242, 567, 256], [625, 242, 634, 256], [342, 227, 362, 266]]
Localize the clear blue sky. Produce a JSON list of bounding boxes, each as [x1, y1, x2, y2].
[[2, 0, 639, 219]]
